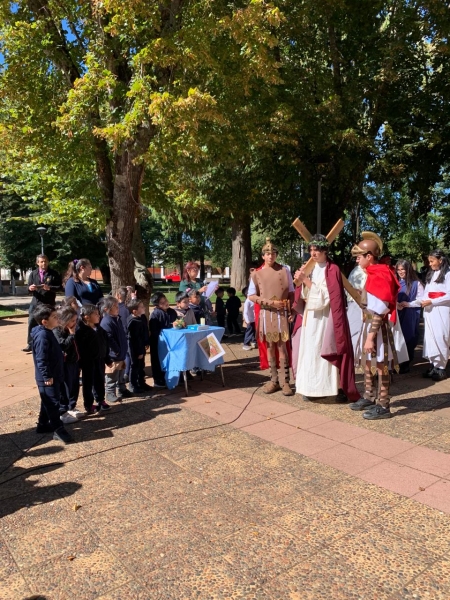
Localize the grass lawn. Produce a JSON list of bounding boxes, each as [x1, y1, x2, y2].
[[0, 305, 28, 317]]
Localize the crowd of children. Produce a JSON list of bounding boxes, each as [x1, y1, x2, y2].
[[31, 282, 253, 444]]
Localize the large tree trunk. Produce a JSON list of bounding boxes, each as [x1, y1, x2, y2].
[[105, 148, 144, 291], [132, 215, 153, 316], [231, 215, 252, 291], [199, 251, 205, 280]]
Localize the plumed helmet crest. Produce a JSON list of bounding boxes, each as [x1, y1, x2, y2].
[[351, 231, 383, 258], [262, 237, 278, 254]]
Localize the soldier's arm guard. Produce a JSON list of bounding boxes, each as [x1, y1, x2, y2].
[[369, 313, 383, 334]]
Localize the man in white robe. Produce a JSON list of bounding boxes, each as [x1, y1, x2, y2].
[[295, 235, 359, 403]]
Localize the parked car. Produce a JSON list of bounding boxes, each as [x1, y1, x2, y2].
[[163, 271, 181, 283]]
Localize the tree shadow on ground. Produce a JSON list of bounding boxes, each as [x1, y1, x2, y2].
[[0, 453, 81, 518], [391, 393, 450, 416], [0, 394, 188, 517], [0, 317, 29, 326]]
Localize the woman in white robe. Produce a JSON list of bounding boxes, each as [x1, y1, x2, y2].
[[411, 249, 450, 381]]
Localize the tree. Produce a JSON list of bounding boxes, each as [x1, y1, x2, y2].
[[0, 0, 284, 293], [0, 181, 108, 275]]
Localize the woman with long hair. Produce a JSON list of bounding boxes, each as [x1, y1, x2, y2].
[[179, 261, 213, 316], [415, 249, 450, 381], [396, 259, 424, 373], [63, 258, 104, 306], [178, 261, 208, 295]]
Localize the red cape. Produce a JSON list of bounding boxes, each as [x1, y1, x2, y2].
[[322, 261, 359, 401], [292, 285, 304, 336], [366, 264, 400, 317]]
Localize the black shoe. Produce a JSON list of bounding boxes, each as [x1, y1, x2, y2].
[[423, 366, 435, 378], [363, 405, 392, 420], [153, 381, 166, 388], [349, 397, 376, 411], [431, 368, 448, 382], [36, 422, 53, 434], [142, 383, 153, 391], [22, 345, 32, 352], [128, 386, 144, 394], [119, 389, 133, 398], [53, 426, 74, 443], [335, 391, 348, 404], [398, 363, 410, 374]]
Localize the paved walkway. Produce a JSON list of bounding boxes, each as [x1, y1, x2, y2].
[[0, 294, 31, 310], [1, 319, 450, 599]]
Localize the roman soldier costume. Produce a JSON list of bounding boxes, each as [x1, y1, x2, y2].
[[248, 238, 294, 395], [350, 232, 400, 419]]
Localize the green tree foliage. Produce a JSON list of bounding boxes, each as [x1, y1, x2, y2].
[[0, 0, 283, 290], [359, 184, 437, 261], [1, 0, 449, 282], [0, 182, 108, 275]]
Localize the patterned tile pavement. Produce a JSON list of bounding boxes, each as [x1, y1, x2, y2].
[[1, 318, 450, 598]]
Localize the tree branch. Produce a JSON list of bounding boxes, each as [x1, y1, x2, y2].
[[27, 0, 81, 86]]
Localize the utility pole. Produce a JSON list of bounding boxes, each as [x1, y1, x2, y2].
[[317, 176, 323, 234]]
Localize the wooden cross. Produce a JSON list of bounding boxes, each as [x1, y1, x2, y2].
[[292, 217, 362, 305]]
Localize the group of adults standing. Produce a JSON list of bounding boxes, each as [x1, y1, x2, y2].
[[248, 232, 450, 421], [23, 258, 103, 351], [23, 239, 450, 422], [24, 257, 201, 352]]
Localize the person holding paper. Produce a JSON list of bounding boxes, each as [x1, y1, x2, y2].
[[179, 262, 207, 295], [24, 254, 62, 352], [204, 280, 219, 299]]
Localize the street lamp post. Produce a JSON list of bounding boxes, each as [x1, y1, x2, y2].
[[317, 176, 323, 234], [36, 227, 47, 255]]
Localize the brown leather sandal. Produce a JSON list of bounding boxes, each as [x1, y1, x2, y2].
[[262, 381, 281, 394]]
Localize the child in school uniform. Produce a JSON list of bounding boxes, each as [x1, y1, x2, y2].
[[116, 287, 130, 331], [115, 286, 135, 384], [241, 286, 256, 351], [126, 299, 152, 393], [225, 287, 242, 335], [75, 304, 112, 415], [100, 296, 131, 402], [53, 306, 85, 421], [188, 289, 205, 324], [174, 291, 197, 325], [60, 295, 80, 312], [215, 287, 226, 331], [31, 304, 73, 443], [149, 292, 177, 387]]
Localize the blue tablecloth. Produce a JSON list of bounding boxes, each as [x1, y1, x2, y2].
[[158, 326, 225, 389]]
